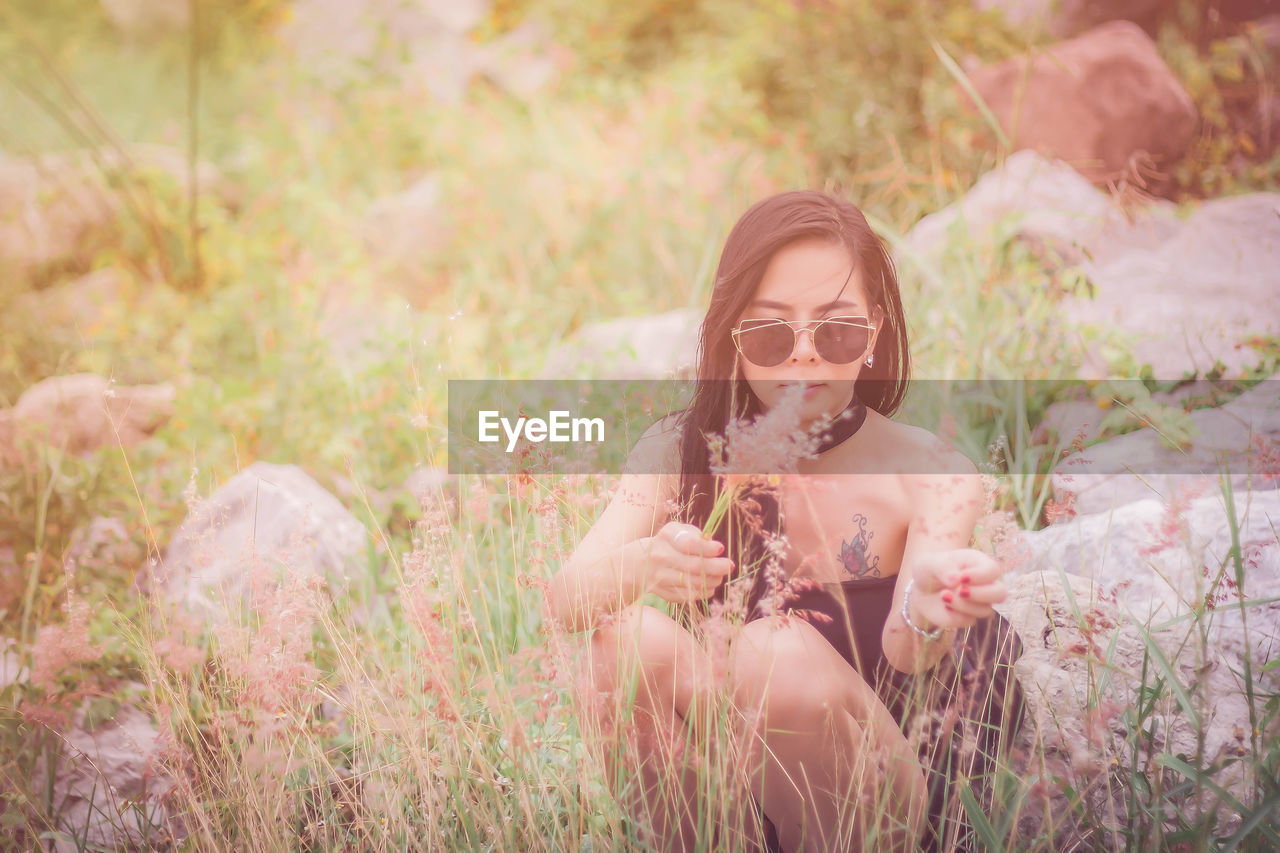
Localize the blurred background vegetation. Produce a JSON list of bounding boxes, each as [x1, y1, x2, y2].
[[0, 0, 1277, 846]]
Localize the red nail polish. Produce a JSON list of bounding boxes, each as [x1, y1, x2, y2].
[[960, 588, 970, 598], [942, 592, 953, 603], [961, 573, 971, 583]]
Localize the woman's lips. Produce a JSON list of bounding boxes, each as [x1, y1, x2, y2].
[[779, 381, 826, 396]]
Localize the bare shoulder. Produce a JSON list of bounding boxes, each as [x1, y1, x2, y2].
[[621, 410, 684, 477], [875, 416, 979, 479]]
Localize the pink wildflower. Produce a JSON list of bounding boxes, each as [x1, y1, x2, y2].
[[1250, 434, 1280, 486], [30, 597, 107, 694], [708, 384, 823, 478], [1044, 492, 1078, 525], [1137, 481, 1205, 556]]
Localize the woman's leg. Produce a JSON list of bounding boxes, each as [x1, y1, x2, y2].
[[727, 616, 928, 853], [584, 604, 767, 853]]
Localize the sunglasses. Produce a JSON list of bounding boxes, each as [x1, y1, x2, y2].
[[731, 315, 876, 367]]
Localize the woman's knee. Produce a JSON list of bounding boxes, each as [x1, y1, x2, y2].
[[588, 604, 689, 698], [727, 619, 845, 726]]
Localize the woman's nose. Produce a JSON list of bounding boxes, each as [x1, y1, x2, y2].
[[789, 327, 820, 362]]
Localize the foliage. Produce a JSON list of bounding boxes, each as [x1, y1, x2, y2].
[[1, 0, 1278, 849]]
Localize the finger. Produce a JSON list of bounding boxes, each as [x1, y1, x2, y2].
[[938, 592, 992, 619], [682, 555, 734, 579], [942, 551, 1002, 587], [955, 580, 1007, 605], [669, 526, 724, 558], [921, 602, 976, 630]]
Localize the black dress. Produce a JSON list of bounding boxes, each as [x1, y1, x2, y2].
[[752, 573, 1027, 853]]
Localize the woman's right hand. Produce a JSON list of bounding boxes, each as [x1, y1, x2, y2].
[[632, 522, 735, 604]]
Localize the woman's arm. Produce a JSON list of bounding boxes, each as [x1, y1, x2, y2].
[[544, 466, 672, 633], [881, 443, 1000, 675], [544, 416, 731, 633]]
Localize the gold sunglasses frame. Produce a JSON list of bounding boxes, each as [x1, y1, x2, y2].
[[730, 315, 877, 366]]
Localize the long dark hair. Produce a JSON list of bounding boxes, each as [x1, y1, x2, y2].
[[672, 190, 911, 623]]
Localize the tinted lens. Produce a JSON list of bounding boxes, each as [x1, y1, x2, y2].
[[813, 319, 870, 364], [737, 323, 794, 367]]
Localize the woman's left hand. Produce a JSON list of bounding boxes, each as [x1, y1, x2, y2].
[[908, 548, 1008, 630]]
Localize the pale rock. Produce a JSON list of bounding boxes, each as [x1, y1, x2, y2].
[[148, 462, 369, 624], [540, 308, 702, 380], [2, 373, 174, 457], [1052, 376, 1280, 512], [99, 0, 190, 35], [998, 571, 1262, 845], [1020, 490, 1280, 691], [31, 689, 178, 852], [1062, 193, 1280, 379], [897, 149, 1179, 280]]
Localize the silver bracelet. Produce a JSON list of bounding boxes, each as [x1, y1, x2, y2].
[[902, 578, 945, 641]]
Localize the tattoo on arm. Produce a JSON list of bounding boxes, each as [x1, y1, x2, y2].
[[838, 513, 881, 579]]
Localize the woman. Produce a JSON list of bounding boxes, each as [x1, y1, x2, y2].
[[545, 190, 1026, 852]]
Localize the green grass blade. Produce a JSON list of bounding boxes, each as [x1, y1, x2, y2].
[[930, 39, 1011, 150]]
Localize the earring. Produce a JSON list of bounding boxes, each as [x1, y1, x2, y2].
[[865, 353, 874, 367]]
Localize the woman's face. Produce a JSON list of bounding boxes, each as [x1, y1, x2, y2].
[[734, 237, 882, 428]]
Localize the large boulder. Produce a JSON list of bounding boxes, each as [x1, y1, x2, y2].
[[1061, 193, 1280, 379], [1, 374, 174, 460], [540, 308, 702, 380], [962, 21, 1198, 182], [30, 686, 178, 853], [897, 149, 1180, 281], [146, 462, 369, 623], [1052, 375, 1280, 513], [997, 571, 1265, 846], [1020, 490, 1280, 691], [900, 154, 1279, 380]]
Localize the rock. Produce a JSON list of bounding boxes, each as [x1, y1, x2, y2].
[[974, 0, 1173, 38], [1052, 375, 1280, 514], [540, 308, 702, 380], [99, 0, 191, 35], [963, 21, 1198, 182], [0, 146, 235, 284], [3, 374, 174, 457], [14, 268, 125, 333], [148, 462, 369, 623], [1063, 193, 1280, 379], [1020, 490, 1280, 691], [31, 687, 178, 853], [897, 149, 1180, 279], [361, 174, 452, 296], [997, 571, 1262, 845], [1030, 397, 1107, 447], [277, 0, 561, 102]]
